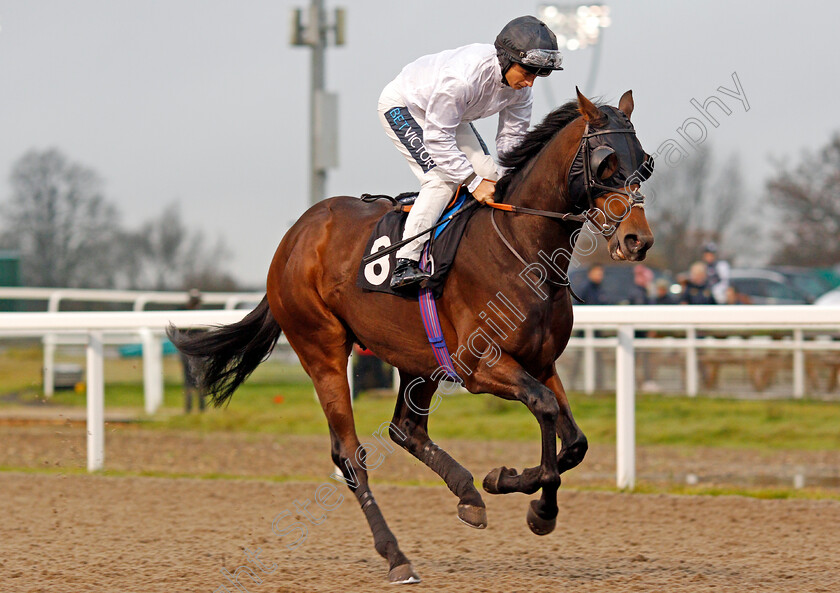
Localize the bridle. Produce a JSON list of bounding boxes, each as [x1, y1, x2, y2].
[[488, 113, 651, 292], [574, 121, 649, 235], [488, 115, 650, 236]]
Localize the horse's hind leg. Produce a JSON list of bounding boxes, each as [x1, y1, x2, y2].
[[389, 371, 487, 528], [288, 328, 419, 584]]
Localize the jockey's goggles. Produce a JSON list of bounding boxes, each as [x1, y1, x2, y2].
[[518, 48, 564, 73], [522, 64, 554, 77]]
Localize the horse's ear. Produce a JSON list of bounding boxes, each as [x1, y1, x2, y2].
[[576, 86, 604, 123], [618, 90, 634, 119]]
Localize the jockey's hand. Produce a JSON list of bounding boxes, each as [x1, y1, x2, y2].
[[472, 179, 496, 205]]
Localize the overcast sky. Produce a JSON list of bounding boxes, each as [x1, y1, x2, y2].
[[1, 0, 837, 286]]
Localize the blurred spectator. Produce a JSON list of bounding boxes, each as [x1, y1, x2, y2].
[[702, 242, 731, 304], [653, 278, 677, 305], [641, 278, 676, 391], [681, 262, 716, 304], [628, 265, 655, 389], [627, 264, 654, 304], [578, 265, 607, 305], [181, 288, 205, 413], [725, 285, 753, 304], [572, 265, 609, 388]]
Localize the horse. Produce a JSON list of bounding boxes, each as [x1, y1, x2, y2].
[[169, 88, 654, 584]]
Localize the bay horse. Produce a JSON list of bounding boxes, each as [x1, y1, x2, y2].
[[170, 89, 654, 584]]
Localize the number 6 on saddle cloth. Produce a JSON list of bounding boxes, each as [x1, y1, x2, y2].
[[356, 186, 476, 298]]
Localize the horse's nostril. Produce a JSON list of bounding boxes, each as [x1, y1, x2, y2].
[[624, 234, 642, 253]]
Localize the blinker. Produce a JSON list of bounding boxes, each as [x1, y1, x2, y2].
[[566, 105, 651, 212], [589, 146, 616, 180]]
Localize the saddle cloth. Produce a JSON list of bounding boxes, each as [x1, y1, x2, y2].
[[356, 187, 477, 298]]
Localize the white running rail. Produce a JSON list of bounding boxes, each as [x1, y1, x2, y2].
[[0, 287, 263, 397], [0, 287, 264, 312], [1, 305, 840, 486]]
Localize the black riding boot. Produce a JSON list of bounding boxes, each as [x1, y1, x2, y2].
[[390, 258, 430, 290]]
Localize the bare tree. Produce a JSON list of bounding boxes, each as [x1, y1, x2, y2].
[[1, 149, 240, 290], [124, 203, 238, 291], [2, 148, 120, 287], [109, 229, 152, 290], [767, 134, 840, 266], [642, 146, 749, 272]]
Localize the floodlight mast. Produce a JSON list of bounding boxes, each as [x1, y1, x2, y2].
[[538, 4, 611, 97], [291, 1, 346, 206]]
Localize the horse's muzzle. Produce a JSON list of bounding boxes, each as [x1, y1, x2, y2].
[[611, 232, 653, 261]]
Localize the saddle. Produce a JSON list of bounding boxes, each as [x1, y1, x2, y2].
[[356, 187, 478, 298]]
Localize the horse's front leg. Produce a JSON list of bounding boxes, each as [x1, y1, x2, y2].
[[525, 371, 589, 534], [481, 369, 587, 535], [545, 371, 588, 473], [468, 357, 562, 535]]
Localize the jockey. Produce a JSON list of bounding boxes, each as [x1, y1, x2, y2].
[[378, 15, 564, 290]]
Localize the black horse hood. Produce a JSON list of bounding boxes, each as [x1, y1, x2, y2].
[[567, 105, 651, 210]]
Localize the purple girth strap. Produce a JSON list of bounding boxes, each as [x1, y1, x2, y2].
[[418, 247, 463, 383]]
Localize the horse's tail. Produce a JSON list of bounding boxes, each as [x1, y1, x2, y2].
[[167, 296, 281, 407]]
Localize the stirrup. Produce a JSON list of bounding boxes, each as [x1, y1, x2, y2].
[[390, 258, 430, 290]]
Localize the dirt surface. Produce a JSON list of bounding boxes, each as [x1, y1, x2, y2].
[[2, 424, 840, 489], [3, 425, 840, 591], [3, 472, 839, 593]]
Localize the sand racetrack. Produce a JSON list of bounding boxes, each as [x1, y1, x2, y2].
[[4, 470, 840, 592]]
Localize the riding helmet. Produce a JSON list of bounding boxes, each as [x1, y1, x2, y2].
[[495, 16, 564, 81]]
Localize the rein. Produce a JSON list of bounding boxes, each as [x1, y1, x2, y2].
[[487, 187, 645, 236], [486, 117, 649, 303], [486, 201, 589, 223], [489, 208, 585, 303]]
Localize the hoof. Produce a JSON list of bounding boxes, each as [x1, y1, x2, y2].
[[457, 503, 487, 529], [526, 500, 557, 536], [483, 466, 516, 495], [388, 563, 421, 584]]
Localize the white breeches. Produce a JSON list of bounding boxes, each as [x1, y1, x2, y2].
[[378, 82, 499, 261]]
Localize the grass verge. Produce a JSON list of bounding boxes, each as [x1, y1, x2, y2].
[[3, 354, 840, 450]]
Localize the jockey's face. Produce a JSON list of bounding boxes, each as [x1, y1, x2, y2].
[[505, 63, 537, 89]]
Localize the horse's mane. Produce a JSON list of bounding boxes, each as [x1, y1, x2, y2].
[[495, 99, 591, 199]]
